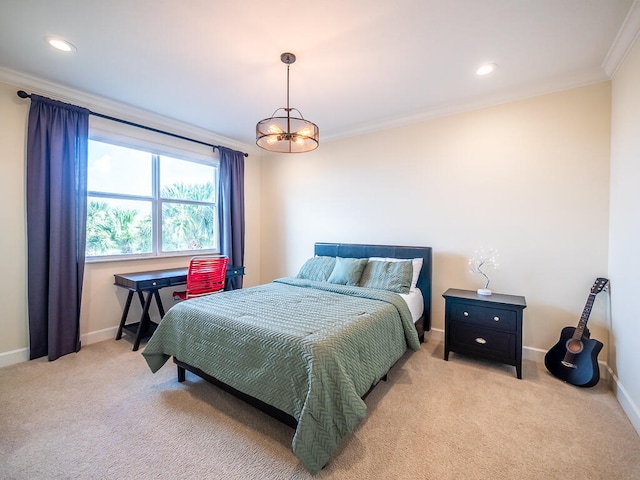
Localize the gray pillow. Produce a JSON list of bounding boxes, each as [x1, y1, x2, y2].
[[359, 260, 412, 294], [327, 257, 368, 286], [296, 256, 336, 282]]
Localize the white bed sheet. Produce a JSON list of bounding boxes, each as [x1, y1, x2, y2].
[[398, 288, 424, 323]]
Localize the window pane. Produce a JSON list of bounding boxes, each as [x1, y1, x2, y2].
[[88, 140, 152, 196], [162, 202, 215, 252], [86, 197, 152, 256], [160, 155, 215, 201]]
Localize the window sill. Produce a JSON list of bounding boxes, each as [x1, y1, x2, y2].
[[85, 250, 219, 264]]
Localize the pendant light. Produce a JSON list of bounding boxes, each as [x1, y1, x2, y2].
[[256, 52, 319, 153]]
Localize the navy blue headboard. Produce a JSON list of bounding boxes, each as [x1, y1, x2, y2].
[[314, 242, 432, 332]]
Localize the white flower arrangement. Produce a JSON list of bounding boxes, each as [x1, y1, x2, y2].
[[468, 248, 499, 295]]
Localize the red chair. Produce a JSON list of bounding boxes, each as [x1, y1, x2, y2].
[[172, 255, 229, 300]]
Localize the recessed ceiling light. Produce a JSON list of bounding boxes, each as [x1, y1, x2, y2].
[[44, 36, 76, 52], [476, 63, 497, 76]]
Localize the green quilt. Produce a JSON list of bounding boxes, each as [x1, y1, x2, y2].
[[142, 277, 420, 474]]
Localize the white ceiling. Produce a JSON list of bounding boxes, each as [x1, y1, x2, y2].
[[0, 0, 638, 148]]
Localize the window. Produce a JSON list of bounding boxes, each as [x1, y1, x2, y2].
[[86, 137, 219, 259]]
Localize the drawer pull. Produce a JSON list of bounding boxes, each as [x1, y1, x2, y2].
[[494, 316, 500, 321], [463, 311, 469, 317], [475, 337, 487, 345]]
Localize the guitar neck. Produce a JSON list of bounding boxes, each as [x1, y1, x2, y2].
[[573, 293, 596, 340]]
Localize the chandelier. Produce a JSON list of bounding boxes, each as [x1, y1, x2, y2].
[[256, 52, 319, 153]]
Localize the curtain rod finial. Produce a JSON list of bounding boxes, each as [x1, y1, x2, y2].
[[17, 90, 30, 99]]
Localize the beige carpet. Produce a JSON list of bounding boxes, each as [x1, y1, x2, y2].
[[1, 337, 639, 480]]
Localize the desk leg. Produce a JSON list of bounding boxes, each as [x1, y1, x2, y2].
[[133, 291, 155, 351], [154, 290, 166, 318], [115, 291, 134, 340], [136, 291, 152, 324], [136, 291, 155, 334]]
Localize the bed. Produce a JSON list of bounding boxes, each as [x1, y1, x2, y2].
[[142, 242, 432, 474]]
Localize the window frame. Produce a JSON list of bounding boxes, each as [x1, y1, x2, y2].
[[86, 117, 220, 263]]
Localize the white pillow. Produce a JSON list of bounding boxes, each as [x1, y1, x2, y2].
[[369, 257, 423, 291]]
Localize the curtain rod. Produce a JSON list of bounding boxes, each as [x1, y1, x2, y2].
[[16, 90, 249, 157]]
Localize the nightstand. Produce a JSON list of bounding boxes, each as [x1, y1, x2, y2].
[[443, 288, 527, 379]]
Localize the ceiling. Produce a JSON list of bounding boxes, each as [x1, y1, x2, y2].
[[0, 1, 637, 149]]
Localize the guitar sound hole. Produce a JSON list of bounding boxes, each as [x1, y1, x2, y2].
[[565, 339, 583, 354]]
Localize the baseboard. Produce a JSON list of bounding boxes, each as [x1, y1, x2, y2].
[[606, 365, 640, 437], [427, 328, 444, 343], [80, 326, 118, 346], [0, 347, 29, 368], [0, 327, 118, 369]]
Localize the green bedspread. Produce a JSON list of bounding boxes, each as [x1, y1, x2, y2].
[[142, 277, 420, 474]]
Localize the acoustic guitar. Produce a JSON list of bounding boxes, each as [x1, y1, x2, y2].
[[544, 277, 609, 388]]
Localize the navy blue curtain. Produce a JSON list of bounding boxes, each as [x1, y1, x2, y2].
[[217, 146, 245, 289], [26, 95, 89, 361]]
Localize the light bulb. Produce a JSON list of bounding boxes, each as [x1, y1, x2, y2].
[[45, 36, 76, 52], [476, 63, 497, 76], [268, 124, 283, 134]]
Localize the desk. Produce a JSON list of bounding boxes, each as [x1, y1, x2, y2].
[[114, 265, 245, 351]]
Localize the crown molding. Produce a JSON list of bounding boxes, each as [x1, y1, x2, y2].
[[602, 0, 640, 78], [0, 66, 259, 156]]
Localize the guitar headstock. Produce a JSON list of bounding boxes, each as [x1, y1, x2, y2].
[[591, 277, 609, 294]]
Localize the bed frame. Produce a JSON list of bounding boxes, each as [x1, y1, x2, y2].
[[174, 242, 433, 428]]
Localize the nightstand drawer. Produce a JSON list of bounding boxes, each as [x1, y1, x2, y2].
[[450, 303, 517, 332], [449, 322, 516, 359]]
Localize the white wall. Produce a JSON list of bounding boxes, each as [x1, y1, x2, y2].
[[609, 33, 640, 433], [261, 83, 612, 358], [0, 77, 262, 365], [0, 82, 28, 361]]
